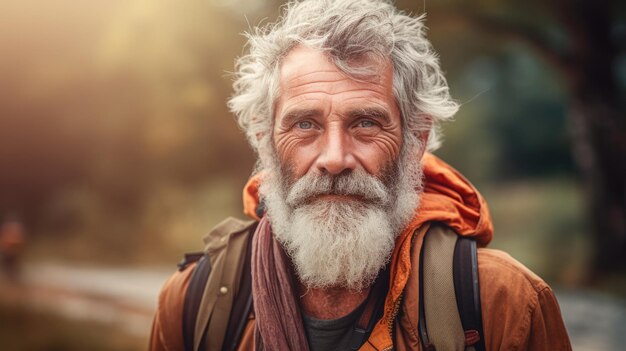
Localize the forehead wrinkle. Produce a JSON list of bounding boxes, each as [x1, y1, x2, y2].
[[285, 75, 364, 93], [277, 95, 324, 117], [283, 70, 387, 95], [284, 81, 390, 98], [284, 69, 350, 84], [339, 96, 394, 113]]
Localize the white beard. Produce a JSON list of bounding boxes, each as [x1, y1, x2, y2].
[[259, 140, 423, 291]]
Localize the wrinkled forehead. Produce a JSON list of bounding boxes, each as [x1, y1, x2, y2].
[[274, 45, 396, 114], [279, 45, 393, 86]]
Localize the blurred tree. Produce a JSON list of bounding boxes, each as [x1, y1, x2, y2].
[[403, 0, 626, 280], [0, 0, 261, 255]]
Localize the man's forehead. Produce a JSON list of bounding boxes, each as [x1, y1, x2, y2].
[[279, 46, 393, 88]]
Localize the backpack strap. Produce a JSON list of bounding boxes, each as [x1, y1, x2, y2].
[[181, 218, 258, 351], [183, 253, 212, 351], [418, 223, 485, 351], [453, 234, 486, 351], [349, 267, 389, 350]]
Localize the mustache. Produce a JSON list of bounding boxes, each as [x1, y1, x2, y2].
[[285, 169, 391, 208]]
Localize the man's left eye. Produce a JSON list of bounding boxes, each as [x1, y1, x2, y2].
[[296, 121, 313, 129], [357, 120, 376, 128]]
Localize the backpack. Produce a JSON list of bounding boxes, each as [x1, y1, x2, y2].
[[178, 219, 486, 351]]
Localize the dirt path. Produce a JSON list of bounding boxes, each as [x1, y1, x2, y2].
[[3, 263, 625, 350], [557, 289, 626, 351], [2, 263, 174, 338]]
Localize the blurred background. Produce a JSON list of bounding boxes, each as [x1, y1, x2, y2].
[[0, 0, 624, 350]]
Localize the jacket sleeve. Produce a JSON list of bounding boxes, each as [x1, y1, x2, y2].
[[477, 249, 572, 351], [520, 286, 572, 350], [148, 265, 196, 351], [149, 308, 169, 351]]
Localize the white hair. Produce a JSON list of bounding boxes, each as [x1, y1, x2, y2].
[[228, 0, 458, 160]]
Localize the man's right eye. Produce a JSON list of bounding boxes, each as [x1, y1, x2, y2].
[[296, 121, 313, 129]]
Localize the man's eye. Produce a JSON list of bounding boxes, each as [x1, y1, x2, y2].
[[357, 120, 376, 128], [296, 121, 313, 129]]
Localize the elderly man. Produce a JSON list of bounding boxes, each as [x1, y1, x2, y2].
[[150, 1, 571, 350]]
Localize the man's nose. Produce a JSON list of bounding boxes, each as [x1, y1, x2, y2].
[[315, 127, 357, 175]]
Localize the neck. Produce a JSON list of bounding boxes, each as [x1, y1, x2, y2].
[[297, 281, 371, 319]]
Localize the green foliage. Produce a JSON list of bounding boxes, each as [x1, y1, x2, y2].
[[28, 178, 245, 265], [483, 178, 589, 284], [436, 44, 575, 183]]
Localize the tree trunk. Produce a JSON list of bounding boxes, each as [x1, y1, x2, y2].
[[564, 0, 626, 279], [569, 98, 626, 279]]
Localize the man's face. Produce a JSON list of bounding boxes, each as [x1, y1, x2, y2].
[[259, 46, 422, 291], [273, 46, 403, 186]]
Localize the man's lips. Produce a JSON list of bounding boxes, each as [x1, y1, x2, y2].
[[306, 194, 368, 203], [318, 194, 358, 200]]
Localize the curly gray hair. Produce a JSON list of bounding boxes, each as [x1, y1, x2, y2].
[[228, 0, 458, 158]]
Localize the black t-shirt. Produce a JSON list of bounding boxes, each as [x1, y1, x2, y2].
[[302, 301, 367, 351]]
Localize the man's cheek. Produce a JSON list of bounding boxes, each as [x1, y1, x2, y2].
[[278, 158, 300, 190], [376, 157, 401, 190]]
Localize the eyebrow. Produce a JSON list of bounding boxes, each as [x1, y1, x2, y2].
[[347, 107, 391, 124], [279, 108, 322, 126]]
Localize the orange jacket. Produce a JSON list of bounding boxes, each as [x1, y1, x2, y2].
[[150, 153, 571, 350]]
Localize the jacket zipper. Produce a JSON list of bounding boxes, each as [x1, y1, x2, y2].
[[381, 293, 404, 351]]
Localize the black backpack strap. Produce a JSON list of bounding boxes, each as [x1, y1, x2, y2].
[[178, 252, 205, 271], [183, 253, 212, 351], [454, 237, 486, 351], [349, 267, 389, 350]]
